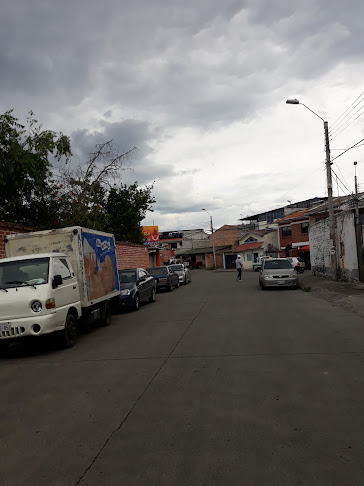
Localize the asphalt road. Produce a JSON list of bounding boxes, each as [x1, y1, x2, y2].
[[1, 270, 363, 485]]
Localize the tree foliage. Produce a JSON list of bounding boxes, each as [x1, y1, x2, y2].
[[0, 110, 157, 242], [0, 109, 71, 226], [106, 182, 156, 243], [57, 140, 138, 231]]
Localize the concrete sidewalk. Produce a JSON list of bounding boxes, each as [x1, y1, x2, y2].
[[297, 270, 364, 319]]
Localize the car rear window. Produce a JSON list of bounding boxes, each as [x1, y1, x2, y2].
[[118, 270, 136, 283], [264, 260, 292, 269], [169, 265, 183, 271], [148, 267, 168, 275]]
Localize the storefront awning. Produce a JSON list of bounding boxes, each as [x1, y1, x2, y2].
[[299, 244, 310, 252]]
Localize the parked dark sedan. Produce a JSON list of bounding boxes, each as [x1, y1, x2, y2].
[[147, 266, 180, 291], [117, 268, 156, 311]]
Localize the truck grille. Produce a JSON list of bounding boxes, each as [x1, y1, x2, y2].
[[0, 327, 25, 339]]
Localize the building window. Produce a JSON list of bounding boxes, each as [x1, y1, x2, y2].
[[281, 226, 292, 237], [246, 253, 252, 261], [170, 242, 177, 249], [301, 222, 309, 234]]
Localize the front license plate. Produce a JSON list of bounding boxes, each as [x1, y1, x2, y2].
[[277, 281, 286, 285], [0, 322, 11, 332]]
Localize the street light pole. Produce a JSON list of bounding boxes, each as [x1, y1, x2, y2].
[[286, 99, 338, 280], [202, 208, 217, 269]]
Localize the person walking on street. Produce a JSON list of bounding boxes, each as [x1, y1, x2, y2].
[[235, 255, 243, 280]]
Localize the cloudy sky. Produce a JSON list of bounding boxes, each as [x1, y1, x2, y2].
[[2, 0, 364, 233]]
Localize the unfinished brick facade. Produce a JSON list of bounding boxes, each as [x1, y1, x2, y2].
[[211, 225, 242, 249], [115, 241, 149, 270]]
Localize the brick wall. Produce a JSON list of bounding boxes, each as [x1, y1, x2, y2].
[[115, 241, 149, 270], [279, 221, 309, 254], [0, 222, 33, 259], [211, 225, 242, 247], [206, 251, 224, 270]]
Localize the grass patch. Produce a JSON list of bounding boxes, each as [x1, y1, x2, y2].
[[301, 286, 312, 292]]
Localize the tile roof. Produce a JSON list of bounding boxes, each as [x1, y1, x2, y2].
[[237, 242, 263, 251], [275, 209, 309, 223]]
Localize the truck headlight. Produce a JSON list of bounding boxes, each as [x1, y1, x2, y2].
[[31, 301, 42, 312]]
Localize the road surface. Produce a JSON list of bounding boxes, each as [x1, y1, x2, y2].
[[1, 270, 363, 485]]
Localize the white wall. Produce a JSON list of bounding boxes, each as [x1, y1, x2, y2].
[[310, 211, 358, 280]]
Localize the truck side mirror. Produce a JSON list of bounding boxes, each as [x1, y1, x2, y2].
[[52, 274, 63, 288]]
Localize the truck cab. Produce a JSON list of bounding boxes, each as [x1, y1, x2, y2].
[[0, 253, 81, 347], [252, 255, 272, 272]]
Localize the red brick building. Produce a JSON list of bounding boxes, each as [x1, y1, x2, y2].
[[276, 210, 310, 257]]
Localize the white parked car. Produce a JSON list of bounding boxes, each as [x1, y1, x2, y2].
[[287, 257, 306, 273], [168, 264, 191, 285]]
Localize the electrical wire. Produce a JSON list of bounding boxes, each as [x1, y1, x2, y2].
[[331, 136, 364, 162], [329, 104, 364, 141], [336, 164, 352, 193], [330, 90, 364, 131], [331, 167, 352, 194]]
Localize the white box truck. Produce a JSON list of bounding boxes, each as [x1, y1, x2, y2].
[[0, 227, 120, 348]]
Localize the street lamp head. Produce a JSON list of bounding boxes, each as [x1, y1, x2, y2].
[[286, 99, 300, 104]]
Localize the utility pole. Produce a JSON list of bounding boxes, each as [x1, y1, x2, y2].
[[324, 121, 338, 280], [286, 99, 338, 280], [353, 161, 364, 281], [202, 208, 216, 269], [209, 215, 217, 269]]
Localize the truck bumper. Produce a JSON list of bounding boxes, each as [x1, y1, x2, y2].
[[0, 313, 64, 340]]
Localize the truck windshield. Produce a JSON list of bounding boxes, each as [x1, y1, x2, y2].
[[0, 258, 50, 288]]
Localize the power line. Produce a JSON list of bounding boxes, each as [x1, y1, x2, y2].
[[330, 90, 364, 131], [331, 167, 352, 194], [331, 136, 364, 162], [329, 103, 364, 141]]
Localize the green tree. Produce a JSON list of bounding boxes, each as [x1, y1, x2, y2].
[[0, 109, 71, 226], [57, 140, 137, 231], [106, 182, 156, 243]]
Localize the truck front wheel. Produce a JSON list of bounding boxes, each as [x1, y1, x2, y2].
[[60, 314, 78, 348]]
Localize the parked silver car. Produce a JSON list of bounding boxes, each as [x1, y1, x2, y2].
[[168, 263, 191, 285], [259, 258, 299, 289]]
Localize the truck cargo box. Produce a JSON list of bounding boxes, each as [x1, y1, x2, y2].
[[5, 227, 120, 307]]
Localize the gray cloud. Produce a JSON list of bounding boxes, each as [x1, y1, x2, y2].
[[1, 0, 363, 230]]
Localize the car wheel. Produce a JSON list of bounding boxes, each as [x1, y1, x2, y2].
[[133, 294, 140, 311], [60, 313, 78, 348], [149, 288, 156, 303]]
